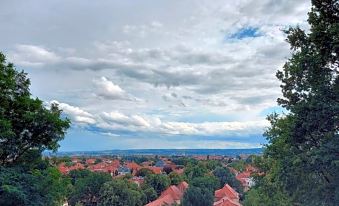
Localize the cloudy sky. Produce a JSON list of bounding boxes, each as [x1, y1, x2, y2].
[[1, 0, 311, 151]]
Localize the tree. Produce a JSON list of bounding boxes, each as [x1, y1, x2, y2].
[[213, 167, 243, 194], [181, 186, 214, 206], [0, 166, 71, 206], [143, 174, 170, 195], [98, 179, 144, 206], [190, 175, 220, 192], [140, 185, 158, 203], [245, 1, 339, 205], [0, 52, 70, 165], [68, 171, 112, 206], [168, 172, 183, 185], [184, 163, 208, 181]]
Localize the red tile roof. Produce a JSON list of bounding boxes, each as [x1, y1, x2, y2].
[[213, 196, 242, 206], [215, 184, 239, 202], [126, 162, 141, 170], [86, 158, 96, 164], [145, 166, 162, 174], [145, 181, 188, 206], [177, 181, 189, 192]]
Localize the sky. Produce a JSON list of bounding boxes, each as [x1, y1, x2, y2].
[[0, 0, 311, 151]]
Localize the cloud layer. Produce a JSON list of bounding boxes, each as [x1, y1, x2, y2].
[[0, 0, 311, 150]]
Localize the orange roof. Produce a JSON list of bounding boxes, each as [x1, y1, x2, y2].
[[146, 181, 188, 206], [215, 184, 239, 201], [213, 196, 241, 206], [236, 171, 251, 179], [145, 166, 162, 174], [160, 185, 182, 200], [145, 194, 176, 206], [86, 158, 96, 164], [126, 162, 141, 170], [177, 181, 189, 192]]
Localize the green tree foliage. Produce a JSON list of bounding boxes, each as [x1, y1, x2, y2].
[[213, 167, 243, 194], [184, 163, 208, 181], [98, 179, 144, 206], [140, 184, 158, 203], [0, 52, 71, 205], [181, 186, 214, 206], [168, 172, 183, 185], [0, 52, 70, 165], [171, 157, 198, 167], [68, 171, 112, 206], [205, 160, 222, 170], [245, 1, 339, 205], [190, 175, 220, 192], [0, 166, 70, 206], [228, 160, 246, 172], [143, 174, 170, 195]]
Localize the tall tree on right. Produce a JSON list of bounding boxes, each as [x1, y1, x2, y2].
[[245, 0, 338, 205]]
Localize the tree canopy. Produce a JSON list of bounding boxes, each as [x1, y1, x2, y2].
[[0, 52, 70, 165], [245, 0, 339, 205]]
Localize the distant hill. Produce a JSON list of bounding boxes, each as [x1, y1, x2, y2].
[[45, 148, 263, 157]]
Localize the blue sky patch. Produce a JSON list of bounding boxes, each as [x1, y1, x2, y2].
[[228, 27, 261, 40]]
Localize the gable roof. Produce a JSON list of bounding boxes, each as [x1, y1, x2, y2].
[[177, 181, 189, 192], [145, 194, 176, 206], [145, 181, 189, 206], [213, 196, 242, 206], [215, 184, 239, 201]]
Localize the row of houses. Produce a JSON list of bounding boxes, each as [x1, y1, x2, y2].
[[145, 181, 242, 206], [58, 157, 182, 177]]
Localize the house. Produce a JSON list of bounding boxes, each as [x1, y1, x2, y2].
[[58, 162, 85, 174], [214, 184, 240, 202], [145, 181, 188, 206], [213, 196, 241, 206], [236, 171, 254, 191]]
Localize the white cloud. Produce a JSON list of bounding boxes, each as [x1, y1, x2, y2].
[[1, 0, 312, 149], [50, 100, 96, 124], [9, 44, 60, 66], [93, 76, 137, 101]]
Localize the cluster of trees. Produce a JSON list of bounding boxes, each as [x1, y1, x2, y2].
[[0, 52, 71, 205], [181, 162, 243, 206], [64, 156, 243, 206], [243, 0, 338, 205]]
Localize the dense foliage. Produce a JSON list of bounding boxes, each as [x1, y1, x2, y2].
[[98, 179, 145, 206], [244, 0, 339, 205], [143, 174, 170, 195], [213, 167, 243, 194], [0, 52, 71, 205], [182, 186, 214, 206], [68, 170, 112, 206], [0, 53, 70, 165]]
